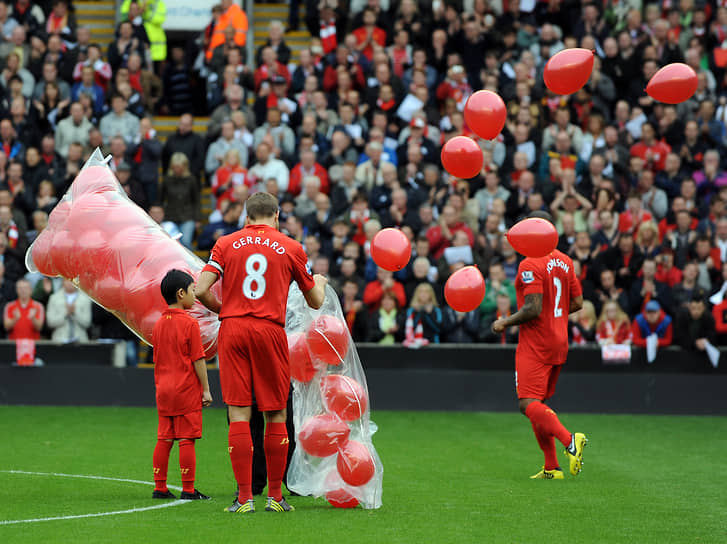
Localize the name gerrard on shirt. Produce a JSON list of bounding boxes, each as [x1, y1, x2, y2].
[[231, 234, 287, 254]]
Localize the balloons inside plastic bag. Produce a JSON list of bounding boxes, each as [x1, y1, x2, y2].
[[24, 149, 221, 359], [285, 283, 383, 509]]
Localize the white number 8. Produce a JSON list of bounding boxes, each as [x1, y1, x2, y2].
[[553, 277, 563, 318], [243, 253, 267, 299]]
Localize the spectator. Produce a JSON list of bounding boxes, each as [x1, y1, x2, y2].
[[340, 278, 368, 342], [161, 113, 205, 180], [631, 300, 673, 349], [594, 268, 630, 316], [100, 93, 140, 145], [638, 169, 668, 220], [206, 119, 249, 178], [367, 290, 402, 344], [209, 84, 253, 141], [197, 200, 243, 251], [596, 300, 633, 345], [569, 299, 597, 345], [205, 0, 248, 61], [116, 161, 147, 209], [33, 60, 70, 102], [352, 6, 387, 62], [54, 101, 92, 158], [254, 46, 291, 93], [401, 283, 442, 345], [256, 20, 291, 66], [70, 65, 105, 116], [481, 291, 519, 344], [674, 295, 717, 360], [159, 152, 200, 248], [107, 20, 144, 74], [72, 43, 112, 91], [426, 204, 474, 260], [252, 106, 296, 165], [126, 52, 162, 114], [119, 0, 167, 66], [210, 148, 247, 209], [363, 267, 406, 312], [635, 221, 661, 261], [3, 278, 43, 341], [46, 278, 92, 343], [303, 193, 333, 242], [247, 141, 289, 193], [289, 149, 329, 196], [161, 46, 194, 115], [628, 258, 672, 317]]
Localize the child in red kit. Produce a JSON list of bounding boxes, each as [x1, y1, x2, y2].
[[151, 269, 213, 500]]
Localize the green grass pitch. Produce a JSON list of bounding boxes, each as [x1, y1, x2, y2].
[[1, 406, 725, 543]]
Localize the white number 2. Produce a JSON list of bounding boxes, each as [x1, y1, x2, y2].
[[553, 277, 563, 318], [243, 253, 267, 299]]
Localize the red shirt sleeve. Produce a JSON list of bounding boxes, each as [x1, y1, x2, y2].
[[363, 281, 384, 307], [205, 238, 226, 276], [291, 243, 315, 293], [520, 260, 544, 297]]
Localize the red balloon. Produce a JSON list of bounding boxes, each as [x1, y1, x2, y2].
[[75, 229, 113, 272], [463, 90, 507, 140], [110, 227, 159, 276], [506, 217, 559, 258], [320, 375, 368, 422], [288, 332, 318, 382], [324, 471, 359, 509], [444, 266, 486, 312], [440, 136, 483, 179], [370, 228, 411, 272], [306, 315, 350, 366], [337, 440, 375, 487], [79, 271, 124, 310], [49, 229, 80, 279], [136, 309, 164, 343], [543, 48, 595, 96], [47, 199, 72, 232], [71, 165, 119, 200], [30, 230, 57, 276], [298, 414, 351, 458], [646, 63, 698, 104]]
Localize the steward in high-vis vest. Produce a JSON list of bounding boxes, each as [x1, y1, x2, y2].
[[120, 0, 167, 63], [206, 0, 248, 61]]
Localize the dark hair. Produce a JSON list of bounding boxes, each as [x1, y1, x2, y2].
[[246, 192, 279, 220], [160, 269, 194, 305], [528, 210, 555, 225]]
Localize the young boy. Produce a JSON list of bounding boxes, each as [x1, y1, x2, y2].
[[151, 269, 213, 500]]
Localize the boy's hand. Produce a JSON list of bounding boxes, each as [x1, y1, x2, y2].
[[202, 390, 213, 407]]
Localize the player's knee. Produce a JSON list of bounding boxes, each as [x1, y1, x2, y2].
[[264, 409, 286, 423], [519, 399, 534, 415]]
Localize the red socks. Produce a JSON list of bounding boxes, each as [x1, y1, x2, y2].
[[153, 439, 173, 492], [530, 420, 559, 470], [229, 421, 253, 502], [525, 401, 572, 449], [264, 422, 289, 502], [178, 440, 196, 493]]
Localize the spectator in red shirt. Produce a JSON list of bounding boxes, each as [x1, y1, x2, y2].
[[618, 191, 653, 236], [3, 279, 43, 340], [426, 204, 475, 260], [629, 121, 671, 172], [631, 300, 673, 348], [253, 46, 291, 93], [288, 149, 329, 196], [654, 250, 683, 288], [352, 7, 386, 61], [363, 267, 406, 312], [596, 300, 633, 345]]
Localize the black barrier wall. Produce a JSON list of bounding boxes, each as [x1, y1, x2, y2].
[[1, 344, 725, 415]]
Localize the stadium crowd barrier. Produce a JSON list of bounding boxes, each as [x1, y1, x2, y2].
[[0, 343, 724, 414]]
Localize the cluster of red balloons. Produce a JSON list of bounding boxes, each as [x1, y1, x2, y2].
[[29, 164, 220, 358]]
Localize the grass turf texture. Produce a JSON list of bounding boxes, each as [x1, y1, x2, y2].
[[1, 407, 725, 543]]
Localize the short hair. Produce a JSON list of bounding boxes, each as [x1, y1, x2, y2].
[[528, 210, 555, 225], [160, 269, 194, 305], [246, 192, 279, 220]]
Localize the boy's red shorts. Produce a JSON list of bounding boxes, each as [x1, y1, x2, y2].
[[218, 317, 289, 412], [157, 410, 202, 440], [515, 357, 563, 401]]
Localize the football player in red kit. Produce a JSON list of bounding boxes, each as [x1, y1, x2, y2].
[[492, 211, 588, 479], [196, 192, 327, 513]]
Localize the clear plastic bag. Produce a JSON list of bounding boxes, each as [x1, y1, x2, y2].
[[24, 149, 221, 358], [285, 283, 383, 509]]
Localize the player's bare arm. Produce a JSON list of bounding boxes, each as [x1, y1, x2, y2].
[[303, 274, 328, 309], [491, 293, 543, 333], [569, 295, 584, 314], [195, 270, 222, 314], [192, 358, 213, 407]]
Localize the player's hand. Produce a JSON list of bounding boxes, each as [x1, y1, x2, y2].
[[491, 318, 507, 334], [202, 390, 213, 407], [313, 274, 328, 287]]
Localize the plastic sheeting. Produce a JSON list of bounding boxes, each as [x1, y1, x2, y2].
[[24, 149, 221, 358], [285, 283, 383, 509]]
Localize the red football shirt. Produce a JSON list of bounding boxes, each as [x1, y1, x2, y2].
[[203, 224, 316, 326], [152, 308, 206, 416], [4, 299, 44, 340], [515, 250, 582, 365]]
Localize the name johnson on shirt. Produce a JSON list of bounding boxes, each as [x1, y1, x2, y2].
[[546, 258, 570, 274]]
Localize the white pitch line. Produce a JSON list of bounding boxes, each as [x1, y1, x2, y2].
[[0, 470, 190, 525]]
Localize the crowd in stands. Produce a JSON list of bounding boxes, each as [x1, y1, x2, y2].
[[1, 0, 727, 365]]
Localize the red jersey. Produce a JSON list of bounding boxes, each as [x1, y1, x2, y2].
[[629, 140, 671, 171], [152, 308, 206, 416], [515, 250, 582, 365], [4, 299, 44, 340], [203, 223, 315, 326]]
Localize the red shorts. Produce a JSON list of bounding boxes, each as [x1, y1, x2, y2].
[[515, 357, 563, 401], [218, 317, 289, 411], [157, 410, 202, 440]]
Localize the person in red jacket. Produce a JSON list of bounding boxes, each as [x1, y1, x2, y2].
[[426, 204, 474, 260], [631, 300, 673, 348], [629, 121, 671, 172], [288, 149, 329, 196], [363, 267, 406, 312], [352, 7, 386, 61], [596, 300, 633, 345]]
